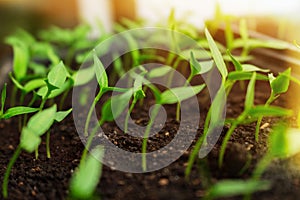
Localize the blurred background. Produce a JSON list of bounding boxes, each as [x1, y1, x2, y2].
[[0, 0, 300, 59]]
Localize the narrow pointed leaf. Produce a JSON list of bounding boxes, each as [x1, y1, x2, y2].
[[93, 51, 108, 89], [205, 28, 228, 80], [227, 50, 243, 71], [247, 105, 293, 118], [242, 64, 270, 72], [148, 66, 172, 79], [55, 108, 73, 122], [207, 180, 271, 199], [228, 71, 268, 81], [2, 107, 39, 119], [159, 84, 205, 104]]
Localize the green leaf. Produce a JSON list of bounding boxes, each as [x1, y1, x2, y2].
[[27, 105, 57, 136], [247, 105, 293, 118], [93, 51, 108, 89], [5, 37, 29, 80], [72, 67, 95, 86], [242, 64, 270, 73], [223, 54, 253, 63], [228, 71, 268, 81], [133, 74, 146, 101], [190, 51, 202, 76], [268, 123, 288, 158], [20, 127, 41, 153], [48, 61, 67, 88], [207, 180, 271, 199], [233, 38, 289, 50], [244, 72, 256, 111], [180, 49, 211, 60], [269, 68, 291, 95], [227, 50, 243, 71], [1, 83, 7, 115], [23, 79, 46, 93], [70, 146, 104, 199], [9, 73, 24, 91], [205, 28, 228, 81], [54, 108, 72, 122], [2, 107, 39, 119], [101, 90, 133, 122], [159, 84, 205, 104], [147, 66, 172, 79], [37, 79, 73, 99]]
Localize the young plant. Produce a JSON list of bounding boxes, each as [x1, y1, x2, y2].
[[185, 28, 289, 177], [218, 72, 292, 167], [124, 70, 146, 133], [255, 68, 291, 141], [140, 75, 206, 171], [2, 104, 71, 198], [70, 146, 104, 200]]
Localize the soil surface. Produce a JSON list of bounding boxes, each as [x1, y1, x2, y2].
[[1, 75, 300, 200]]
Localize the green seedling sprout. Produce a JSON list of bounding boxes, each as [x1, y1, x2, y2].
[[2, 105, 59, 198], [186, 29, 287, 177], [219, 72, 293, 167], [173, 51, 213, 121], [84, 51, 109, 137], [70, 146, 104, 200], [255, 68, 291, 141], [140, 75, 205, 171]]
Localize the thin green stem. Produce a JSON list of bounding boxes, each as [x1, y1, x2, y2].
[[255, 92, 275, 141], [46, 130, 51, 158], [124, 99, 136, 133], [219, 122, 238, 168], [142, 104, 161, 171], [185, 134, 205, 179], [2, 145, 22, 198], [175, 74, 193, 121], [84, 90, 103, 137], [80, 119, 104, 166], [59, 89, 70, 110]]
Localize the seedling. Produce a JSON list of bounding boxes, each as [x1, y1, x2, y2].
[[218, 72, 292, 167], [185, 28, 290, 177], [2, 104, 72, 198], [255, 68, 291, 141], [70, 146, 104, 200]]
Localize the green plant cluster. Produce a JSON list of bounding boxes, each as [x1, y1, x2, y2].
[[1, 8, 300, 200]]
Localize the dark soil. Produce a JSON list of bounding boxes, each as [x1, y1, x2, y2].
[[1, 74, 300, 200]]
